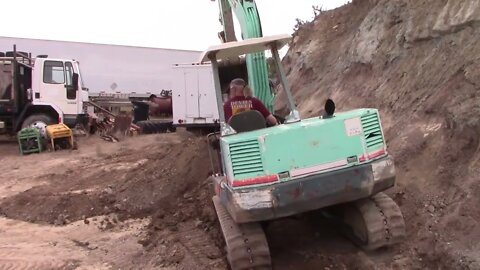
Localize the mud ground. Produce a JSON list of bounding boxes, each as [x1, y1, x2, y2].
[[1, 1, 480, 269], [0, 132, 423, 270]]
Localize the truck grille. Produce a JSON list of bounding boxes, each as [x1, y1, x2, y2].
[[361, 113, 384, 150], [229, 139, 264, 177]]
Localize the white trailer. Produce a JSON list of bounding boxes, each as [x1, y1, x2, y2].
[[171, 63, 220, 128], [0, 36, 202, 94]]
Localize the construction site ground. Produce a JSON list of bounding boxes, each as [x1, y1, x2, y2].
[[0, 127, 477, 270], [0, 133, 393, 270], [1, 0, 480, 269]]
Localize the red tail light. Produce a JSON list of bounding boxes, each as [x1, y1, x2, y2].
[[359, 149, 386, 162], [232, 175, 279, 187]]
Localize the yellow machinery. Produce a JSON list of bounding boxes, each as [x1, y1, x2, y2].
[[46, 124, 74, 151]]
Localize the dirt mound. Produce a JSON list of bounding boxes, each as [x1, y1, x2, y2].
[[0, 131, 211, 225], [0, 131, 228, 269], [274, 0, 480, 268]]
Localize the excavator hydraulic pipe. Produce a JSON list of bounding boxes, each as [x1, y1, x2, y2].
[[217, 0, 274, 112]]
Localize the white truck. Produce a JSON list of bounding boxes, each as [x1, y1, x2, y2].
[[0, 46, 89, 136]]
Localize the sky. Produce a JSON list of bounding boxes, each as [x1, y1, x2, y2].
[[1, 0, 350, 51]]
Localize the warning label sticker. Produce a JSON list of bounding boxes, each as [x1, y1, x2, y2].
[[344, 117, 363, 136]]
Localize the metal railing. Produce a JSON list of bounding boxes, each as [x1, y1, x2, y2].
[[0, 45, 33, 66]]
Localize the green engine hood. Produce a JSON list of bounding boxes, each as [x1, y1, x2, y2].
[[220, 109, 386, 185]]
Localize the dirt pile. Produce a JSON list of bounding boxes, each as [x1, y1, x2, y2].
[[0, 131, 210, 224], [275, 0, 480, 268], [0, 131, 227, 269], [0, 131, 231, 269]]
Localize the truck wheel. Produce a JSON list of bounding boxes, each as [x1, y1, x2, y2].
[[21, 114, 55, 138]]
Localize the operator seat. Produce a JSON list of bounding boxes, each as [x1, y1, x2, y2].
[[228, 110, 266, 133]]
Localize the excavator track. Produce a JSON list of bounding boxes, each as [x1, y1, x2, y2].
[[212, 196, 272, 270], [343, 192, 406, 251]]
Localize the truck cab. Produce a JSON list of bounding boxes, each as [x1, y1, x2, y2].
[[0, 47, 89, 136], [30, 57, 88, 127]]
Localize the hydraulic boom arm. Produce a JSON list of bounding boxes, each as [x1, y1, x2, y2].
[[216, 0, 274, 112]]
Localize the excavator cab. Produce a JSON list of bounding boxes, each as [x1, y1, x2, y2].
[[200, 34, 298, 134], [217, 59, 248, 101], [203, 35, 292, 177], [201, 34, 406, 270]]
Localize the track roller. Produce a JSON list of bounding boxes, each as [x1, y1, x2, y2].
[[342, 192, 406, 251], [212, 196, 272, 270]]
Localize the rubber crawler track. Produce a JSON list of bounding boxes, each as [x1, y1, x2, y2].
[[212, 196, 272, 270], [348, 192, 406, 251]]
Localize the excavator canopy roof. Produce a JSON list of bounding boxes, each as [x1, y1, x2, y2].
[[199, 34, 291, 63]]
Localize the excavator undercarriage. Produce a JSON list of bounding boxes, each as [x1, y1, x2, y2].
[[213, 196, 272, 270], [331, 192, 406, 251], [213, 192, 406, 270]]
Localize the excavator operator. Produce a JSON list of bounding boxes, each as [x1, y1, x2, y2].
[[223, 78, 278, 126]]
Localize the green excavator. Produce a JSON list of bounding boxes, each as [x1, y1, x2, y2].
[[205, 1, 406, 269]]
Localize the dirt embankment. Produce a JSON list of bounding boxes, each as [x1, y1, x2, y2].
[[275, 0, 480, 268]]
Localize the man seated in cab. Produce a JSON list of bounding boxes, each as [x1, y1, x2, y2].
[[223, 78, 278, 126]]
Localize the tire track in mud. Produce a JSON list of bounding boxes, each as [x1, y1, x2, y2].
[[0, 221, 75, 270], [169, 222, 225, 269], [0, 256, 74, 270]]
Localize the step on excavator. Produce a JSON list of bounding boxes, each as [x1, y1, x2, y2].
[[202, 3, 406, 268]]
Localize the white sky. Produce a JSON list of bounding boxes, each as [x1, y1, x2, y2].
[[1, 0, 349, 51]]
